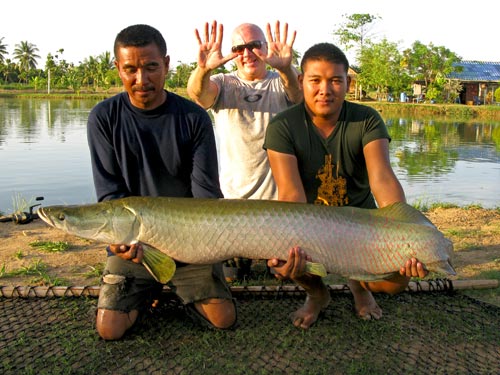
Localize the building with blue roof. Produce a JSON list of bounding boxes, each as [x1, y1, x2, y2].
[[447, 61, 500, 105]]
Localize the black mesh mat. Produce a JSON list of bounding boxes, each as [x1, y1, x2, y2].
[[1, 287, 499, 375]]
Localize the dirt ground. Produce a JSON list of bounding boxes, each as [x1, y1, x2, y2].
[[1, 206, 499, 292]]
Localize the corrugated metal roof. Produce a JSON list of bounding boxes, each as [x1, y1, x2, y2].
[[447, 61, 500, 82]]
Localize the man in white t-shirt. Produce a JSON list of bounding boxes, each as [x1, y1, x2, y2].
[[187, 20, 302, 279]]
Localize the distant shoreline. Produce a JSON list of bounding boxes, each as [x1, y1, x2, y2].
[[1, 88, 500, 120]]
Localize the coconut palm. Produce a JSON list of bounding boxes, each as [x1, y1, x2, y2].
[[0, 58, 17, 83], [13, 41, 40, 80], [0, 37, 8, 63], [98, 51, 114, 70]]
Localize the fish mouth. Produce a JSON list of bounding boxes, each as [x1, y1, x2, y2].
[[434, 258, 456, 276], [37, 208, 54, 227], [446, 259, 457, 276]]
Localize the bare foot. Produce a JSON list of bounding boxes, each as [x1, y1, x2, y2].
[[348, 280, 382, 320], [290, 288, 331, 329], [268, 247, 331, 328]]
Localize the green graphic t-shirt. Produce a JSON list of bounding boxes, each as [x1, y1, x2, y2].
[[263, 101, 390, 208]]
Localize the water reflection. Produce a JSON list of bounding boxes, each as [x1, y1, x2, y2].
[[0, 97, 499, 211], [385, 117, 499, 207], [0, 98, 98, 212], [387, 118, 499, 177]]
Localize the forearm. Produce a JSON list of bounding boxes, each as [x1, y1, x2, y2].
[[277, 65, 302, 104], [278, 189, 306, 203], [372, 179, 406, 208], [267, 150, 306, 203], [187, 66, 215, 108], [365, 139, 406, 207]]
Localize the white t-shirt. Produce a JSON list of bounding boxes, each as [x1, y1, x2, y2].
[[210, 71, 292, 200]]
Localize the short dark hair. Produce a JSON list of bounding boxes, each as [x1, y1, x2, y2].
[[114, 24, 167, 60], [300, 43, 349, 74]]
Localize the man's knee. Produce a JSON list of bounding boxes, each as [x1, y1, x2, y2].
[[195, 298, 236, 329], [96, 308, 138, 340]]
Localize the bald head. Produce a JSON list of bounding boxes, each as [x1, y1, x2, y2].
[[231, 23, 266, 46]]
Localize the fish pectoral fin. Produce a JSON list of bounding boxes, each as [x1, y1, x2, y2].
[[350, 272, 397, 282], [305, 262, 327, 278], [141, 244, 176, 284]]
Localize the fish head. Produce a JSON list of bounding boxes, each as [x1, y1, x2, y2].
[[426, 258, 456, 276], [419, 236, 457, 277], [37, 200, 141, 245]]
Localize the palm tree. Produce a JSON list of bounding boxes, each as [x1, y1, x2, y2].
[[0, 58, 17, 83], [0, 37, 8, 63], [98, 51, 114, 70], [81, 55, 99, 90], [96, 51, 114, 89], [13, 41, 40, 81]]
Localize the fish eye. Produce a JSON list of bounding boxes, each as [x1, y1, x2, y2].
[[57, 213, 65, 221]]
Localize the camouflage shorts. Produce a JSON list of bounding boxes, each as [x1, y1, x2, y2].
[[97, 255, 232, 313]]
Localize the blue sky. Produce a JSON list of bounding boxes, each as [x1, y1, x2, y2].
[[2, 0, 498, 68]]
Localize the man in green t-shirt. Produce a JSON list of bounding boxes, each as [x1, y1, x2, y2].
[[263, 42, 429, 329]]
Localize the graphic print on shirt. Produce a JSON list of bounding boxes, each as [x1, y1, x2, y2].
[[314, 154, 348, 206], [244, 94, 262, 103]]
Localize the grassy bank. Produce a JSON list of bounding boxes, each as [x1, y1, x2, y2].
[[363, 101, 500, 121], [2, 87, 500, 120]]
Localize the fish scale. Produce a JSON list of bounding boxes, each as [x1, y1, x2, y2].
[[37, 196, 455, 281]]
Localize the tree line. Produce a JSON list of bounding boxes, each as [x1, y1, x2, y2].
[[0, 14, 469, 103]]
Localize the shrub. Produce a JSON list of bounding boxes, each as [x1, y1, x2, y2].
[[495, 87, 500, 103]]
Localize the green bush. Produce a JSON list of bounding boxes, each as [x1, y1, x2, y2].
[[495, 87, 500, 103]]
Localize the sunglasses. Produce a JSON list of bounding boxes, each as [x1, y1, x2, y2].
[[231, 40, 266, 54]]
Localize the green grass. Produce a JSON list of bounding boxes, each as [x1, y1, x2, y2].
[[0, 259, 66, 286], [457, 268, 500, 307], [83, 264, 105, 279], [1, 259, 48, 277], [445, 228, 481, 237], [6, 192, 36, 214], [463, 288, 500, 307], [29, 240, 70, 252], [410, 200, 498, 212], [411, 199, 460, 212]]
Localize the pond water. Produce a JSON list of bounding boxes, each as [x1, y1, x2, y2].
[[0, 97, 499, 213]]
